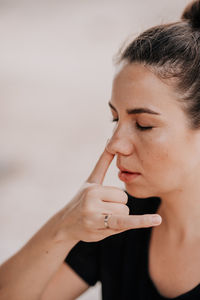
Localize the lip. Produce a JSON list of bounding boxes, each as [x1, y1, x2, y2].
[[117, 165, 141, 174], [117, 166, 141, 183], [118, 170, 141, 183]]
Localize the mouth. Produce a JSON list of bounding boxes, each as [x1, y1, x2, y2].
[[118, 166, 140, 174], [117, 166, 141, 183]]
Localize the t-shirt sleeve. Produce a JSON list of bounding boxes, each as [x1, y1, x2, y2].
[[65, 240, 100, 286]]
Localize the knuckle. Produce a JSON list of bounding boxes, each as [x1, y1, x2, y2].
[[82, 216, 93, 230], [132, 215, 153, 228], [85, 185, 101, 198], [115, 217, 125, 228], [123, 205, 130, 215], [116, 204, 129, 215], [82, 182, 98, 189], [111, 188, 128, 204], [121, 192, 128, 204], [105, 185, 120, 191], [144, 215, 153, 225], [81, 199, 93, 215], [132, 216, 142, 227]]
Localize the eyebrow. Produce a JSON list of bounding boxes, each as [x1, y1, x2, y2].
[[108, 102, 160, 116]]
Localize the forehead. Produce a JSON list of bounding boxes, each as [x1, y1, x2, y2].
[[111, 62, 181, 115]]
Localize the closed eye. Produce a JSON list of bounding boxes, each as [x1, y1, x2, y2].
[[135, 122, 153, 131], [111, 118, 153, 131]]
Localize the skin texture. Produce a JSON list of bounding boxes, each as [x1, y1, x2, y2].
[[107, 62, 200, 298], [107, 62, 200, 238], [108, 62, 200, 199]]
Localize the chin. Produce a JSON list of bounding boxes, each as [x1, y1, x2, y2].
[[125, 185, 158, 199]]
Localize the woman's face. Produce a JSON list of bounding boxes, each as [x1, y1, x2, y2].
[[107, 62, 200, 198]]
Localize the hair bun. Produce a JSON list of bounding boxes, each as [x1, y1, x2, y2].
[[181, 0, 200, 29]]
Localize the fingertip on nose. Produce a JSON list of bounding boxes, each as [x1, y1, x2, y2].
[[105, 138, 116, 155], [105, 138, 111, 151]]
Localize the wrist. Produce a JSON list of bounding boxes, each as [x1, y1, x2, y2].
[[48, 209, 80, 248], [27, 209, 79, 257]]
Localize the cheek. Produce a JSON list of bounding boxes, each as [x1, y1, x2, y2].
[[138, 133, 182, 172], [127, 131, 198, 197], [141, 147, 170, 172]]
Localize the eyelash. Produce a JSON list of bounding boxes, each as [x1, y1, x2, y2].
[[111, 118, 153, 131]]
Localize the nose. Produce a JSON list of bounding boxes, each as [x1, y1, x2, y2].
[[106, 127, 134, 156]]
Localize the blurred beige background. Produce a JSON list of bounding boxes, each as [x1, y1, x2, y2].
[[0, 0, 189, 299]]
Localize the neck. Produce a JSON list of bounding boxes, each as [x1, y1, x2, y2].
[[157, 173, 200, 243]]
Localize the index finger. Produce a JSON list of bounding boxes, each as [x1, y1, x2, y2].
[[86, 147, 115, 185]]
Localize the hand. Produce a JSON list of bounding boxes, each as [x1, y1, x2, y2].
[[59, 146, 162, 243]]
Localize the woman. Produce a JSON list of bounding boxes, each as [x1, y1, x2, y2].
[[1, 0, 200, 299]]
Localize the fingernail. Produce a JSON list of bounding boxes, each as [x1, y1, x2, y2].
[[152, 215, 162, 225]]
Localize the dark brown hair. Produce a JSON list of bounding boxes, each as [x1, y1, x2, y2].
[[118, 0, 200, 129]]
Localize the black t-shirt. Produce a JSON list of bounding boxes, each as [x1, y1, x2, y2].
[[65, 193, 200, 299]]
